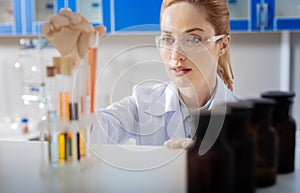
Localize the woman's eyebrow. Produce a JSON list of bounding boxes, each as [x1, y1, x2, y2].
[[161, 28, 204, 34], [161, 30, 172, 34], [185, 28, 205, 33]]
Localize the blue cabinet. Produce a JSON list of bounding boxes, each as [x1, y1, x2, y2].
[[274, 0, 300, 30], [113, 0, 161, 32], [0, 0, 22, 35], [1, 0, 299, 36], [229, 0, 300, 31], [0, 0, 65, 36], [69, 0, 111, 32], [250, 0, 275, 31], [26, 0, 65, 35], [111, 0, 299, 32], [228, 0, 250, 31], [72, 0, 162, 33]]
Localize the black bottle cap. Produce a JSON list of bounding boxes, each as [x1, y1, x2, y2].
[[69, 103, 78, 121], [245, 98, 275, 111], [226, 101, 253, 115], [261, 91, 295, 99], [246, 98, 275, 106], [261, 91, 295, 107]]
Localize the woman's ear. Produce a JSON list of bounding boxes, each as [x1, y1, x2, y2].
[[218, 35, 230, 56]]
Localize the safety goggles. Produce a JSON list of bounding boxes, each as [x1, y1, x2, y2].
[[155, 33, 226, 53]]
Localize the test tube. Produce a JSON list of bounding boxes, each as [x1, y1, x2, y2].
[[88, 47, 97, 113], [69, 102, 79, 162], [45, 66, 58, 111], [47, 110, 59, 164], [45, 66, 59, 164], [53, 56, 74, 165]]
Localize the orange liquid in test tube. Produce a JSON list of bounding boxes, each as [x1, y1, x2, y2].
[[59, 93, 63, 120], [65, 93, 70, 120], [88, 47, 97, 113], [59, 92, 70, 121]]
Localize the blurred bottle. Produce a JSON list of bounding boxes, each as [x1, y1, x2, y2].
[[18, 39, 44, 101], [227, 102, 255, 193], [188, 110, 234, 193], [13, 38, 46, 131], [21, 117, 29, 134], [246, 98, 277, 187], [261, 91, 297, 174]]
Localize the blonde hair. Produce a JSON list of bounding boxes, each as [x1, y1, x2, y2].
[[160, 0, 234, 91]]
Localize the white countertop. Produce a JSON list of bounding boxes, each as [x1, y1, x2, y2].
[[0, 141, 187, 193], [0, 132, 299, 193]]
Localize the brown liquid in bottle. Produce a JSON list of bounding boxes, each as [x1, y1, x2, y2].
[[262, 91, 296, 174], [188, 110, 234, 193], [226, 102, 255, 193], [246, 98, 277, 187]]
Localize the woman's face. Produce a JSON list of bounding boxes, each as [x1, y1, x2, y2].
[[160, 2, 222, 89]]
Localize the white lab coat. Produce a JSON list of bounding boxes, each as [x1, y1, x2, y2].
[[92, 75, 238, 145]]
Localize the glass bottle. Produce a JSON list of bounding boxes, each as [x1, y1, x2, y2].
[[226, 102, 255, 193], [261, 91, 297, 174], [246, 98, 277, 187], [188, 110, 234, 193], [21, 117, 29, 134]]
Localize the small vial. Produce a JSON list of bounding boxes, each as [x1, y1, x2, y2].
[[21, 118, 29, 134]]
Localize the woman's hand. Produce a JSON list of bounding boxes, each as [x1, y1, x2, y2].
[[164, 138, 193, 149], [42, 9, 106, 64]]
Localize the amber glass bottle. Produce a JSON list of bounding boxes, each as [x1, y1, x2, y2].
[[226, 102, 255, 193], [188, 110, 234, 193], [261, 91, 296, 174], [246, 98, 277, 187]]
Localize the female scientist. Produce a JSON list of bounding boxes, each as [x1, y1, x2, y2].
[[42, 0, 238, 147]]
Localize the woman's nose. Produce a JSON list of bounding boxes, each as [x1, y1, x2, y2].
[[170, 47, 186, 61]]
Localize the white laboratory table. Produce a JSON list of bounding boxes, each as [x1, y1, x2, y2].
[[0, 141, 187, 193], [0, 133, 299, 193]]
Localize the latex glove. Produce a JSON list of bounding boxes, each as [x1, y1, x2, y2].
[[164, 138, 193, 149], [42, 8, 106, 64]]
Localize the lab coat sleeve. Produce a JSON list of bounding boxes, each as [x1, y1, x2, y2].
[[92, 95, 139, 144]]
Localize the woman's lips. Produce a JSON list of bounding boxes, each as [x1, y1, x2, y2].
[[171, 66, 192, 76]]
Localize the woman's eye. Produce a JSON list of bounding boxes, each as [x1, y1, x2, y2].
[[161, 36, 175, 45], [186, 35, 202, 44]]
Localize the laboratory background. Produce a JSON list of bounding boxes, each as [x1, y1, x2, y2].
[[0, 0, 300, 193], [0, 0, 300, 129]]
